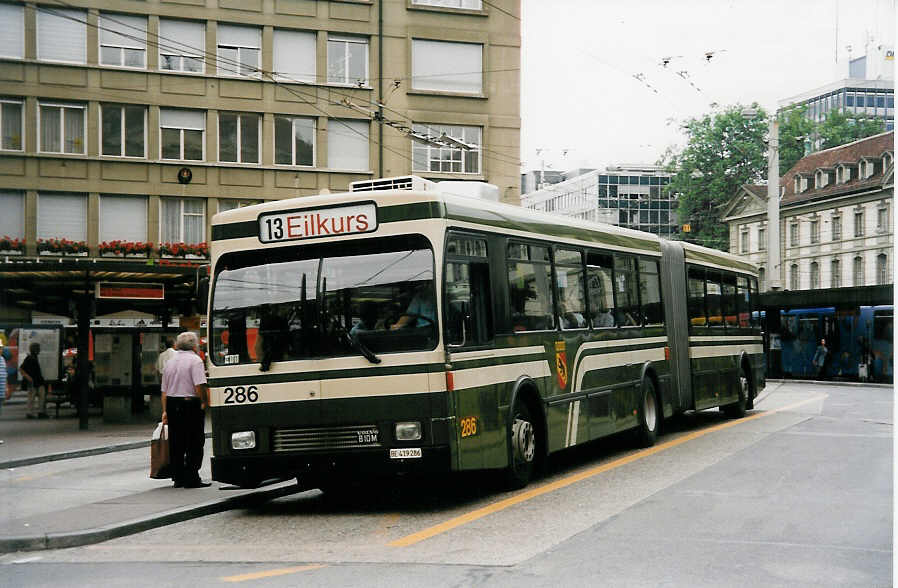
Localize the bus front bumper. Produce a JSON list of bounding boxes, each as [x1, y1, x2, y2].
[[212, 446, 451, 488]]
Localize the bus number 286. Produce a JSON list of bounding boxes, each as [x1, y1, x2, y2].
[[223, 385, 259, 404]]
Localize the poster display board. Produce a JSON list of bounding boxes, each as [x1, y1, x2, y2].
[[1, 325, 64, 382]]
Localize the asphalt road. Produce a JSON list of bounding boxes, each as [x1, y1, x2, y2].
[[2, 381, 892, 587]]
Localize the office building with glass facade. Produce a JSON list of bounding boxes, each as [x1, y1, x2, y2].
[[521, 165, 679, 237]]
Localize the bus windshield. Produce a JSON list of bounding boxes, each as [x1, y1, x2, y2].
[[210, 235, 437, 367]]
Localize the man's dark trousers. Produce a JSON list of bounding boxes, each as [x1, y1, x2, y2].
[[167, 396, 205, 485]]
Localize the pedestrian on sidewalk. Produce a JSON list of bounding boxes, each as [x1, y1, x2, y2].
[[21, 342, 49, 419], [812, 338, 829, 380], [161, 332, 211, 488]]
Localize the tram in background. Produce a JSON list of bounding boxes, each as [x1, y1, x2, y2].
[[780, 305, 893, 382], [205, 176, 764, 491]]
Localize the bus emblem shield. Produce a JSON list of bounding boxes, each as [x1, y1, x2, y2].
[[555, 351, 569, 390]]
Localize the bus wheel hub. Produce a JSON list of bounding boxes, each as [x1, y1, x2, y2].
[[512, 418, 535, 463]]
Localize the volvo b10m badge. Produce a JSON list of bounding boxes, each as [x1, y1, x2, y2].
[[258, 202, 377, 243]]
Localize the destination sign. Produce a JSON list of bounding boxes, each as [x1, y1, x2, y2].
[[258, 203, 377, 243]]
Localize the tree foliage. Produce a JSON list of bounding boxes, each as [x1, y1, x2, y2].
[[818, 110, 886, 150], [777, 105, 815, 175], [663, 104, 768, 251]]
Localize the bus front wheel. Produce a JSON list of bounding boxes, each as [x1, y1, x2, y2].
[[505, 398, 537, 489]]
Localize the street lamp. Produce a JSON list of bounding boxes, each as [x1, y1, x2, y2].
[[742, 107, 782, 291]]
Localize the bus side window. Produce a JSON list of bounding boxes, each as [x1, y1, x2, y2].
[[705, 271, 723, 327], [445, 261, 492, 346], [507, 242, 555, 331], [721, 273, 738, 328], [586, 251, 615, 328], [736, 276, 750, 327], [638, 258, 663, 326], [555, 248, 587, 329], [687, 266, 706, 328], [613, 254, 640, 326]]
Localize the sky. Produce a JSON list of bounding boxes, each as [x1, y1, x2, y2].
[[520, 0, 896, 173]]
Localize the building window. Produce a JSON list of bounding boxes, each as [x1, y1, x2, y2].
[[832, 215, 841, 240], [100, 195, 147, 242], [810, 261, 819, 289], [758, 267, 766, 291], [216, 24, 260, 78], [99, 13, 147, 68], [740, 229, 749, 253], [854, 210, 865, 237], [757, 227, 766, 251], [218, 112, 259, 164], [877, 253, 889, 285], [218, 199, 261, 213], [161, 197, 205, 244], [159, 19, 204, 73], [327, 119, 369, 170], [877, 207, 889, 232], [854, 255, 864, 286], [0, 4, 24, 59], [412, 124, 482, 174], [836, 166, 843, 184], [39, 103, 85, 154], [160, 109, 205, 161], [273, 29, 315, 83], [327, 35, 368, 86], [831, 259, 841, 288], [0, 190, 25, 239], [38, 192, 87, 241], [274, 116, 315, 166], [412, 0, 483, 8], [0, 99, 23, 151], [790, 264, 799, 290], [37, 7, 86, 64], [411, 39, 483, 94], [790, 222, 799, 247], [101, 104, 145, 158], [810, 219, 820, 243]]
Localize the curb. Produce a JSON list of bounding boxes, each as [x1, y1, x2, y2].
[[765, 378, 893, 389], [0, 432, 213, 470], [0, 480, 301, 553]]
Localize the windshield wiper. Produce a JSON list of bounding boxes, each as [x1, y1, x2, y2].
[[339, 326, 381, 364]]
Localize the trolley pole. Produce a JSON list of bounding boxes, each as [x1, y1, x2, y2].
[[767, 118, 782, 290]]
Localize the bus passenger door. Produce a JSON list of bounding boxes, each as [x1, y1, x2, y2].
[[659, 241, 691, 411], [445, 251, 498, 471]]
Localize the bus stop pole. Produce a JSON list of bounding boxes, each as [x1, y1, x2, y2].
[[77, 277, 91, 430]]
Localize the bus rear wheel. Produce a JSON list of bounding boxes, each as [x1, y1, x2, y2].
[[505, 398, 537, 489], [635, 378, 659, 448], [722, 370, 748, 419]]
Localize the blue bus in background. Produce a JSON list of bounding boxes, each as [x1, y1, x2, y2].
[[780, 306, 893, 382]]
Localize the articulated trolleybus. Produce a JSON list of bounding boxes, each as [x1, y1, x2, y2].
[[208, 176, 764, 490]]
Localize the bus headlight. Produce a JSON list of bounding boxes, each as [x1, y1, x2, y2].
[[394, 421, 422, 441], [231, 431, 256, 450]]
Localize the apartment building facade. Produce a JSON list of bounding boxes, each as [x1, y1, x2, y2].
[[722, 132, 893, 292], [0, 0, 521, 258]]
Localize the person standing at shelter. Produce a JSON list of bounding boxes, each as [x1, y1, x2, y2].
[[21, 342, 49, 419], [156, 338, 176, 377], [161, 332, 211, 488]]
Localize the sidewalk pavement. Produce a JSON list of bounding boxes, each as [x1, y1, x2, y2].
[[0, 394, 300, 553]]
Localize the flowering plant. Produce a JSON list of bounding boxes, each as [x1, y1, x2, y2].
[[99, 240, 153, 256], [37, 238, 89, 254], [0, 236, 25, 252], [159, 241, 209, 258]]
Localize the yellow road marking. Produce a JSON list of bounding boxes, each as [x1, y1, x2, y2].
[[390, 395, 823, 548], [220, 564, 326, 582]]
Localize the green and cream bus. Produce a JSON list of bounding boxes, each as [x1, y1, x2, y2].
[[207, 176, 764, 490]]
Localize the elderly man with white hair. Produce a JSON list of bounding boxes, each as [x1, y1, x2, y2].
[[161, 331, 211, 488]]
